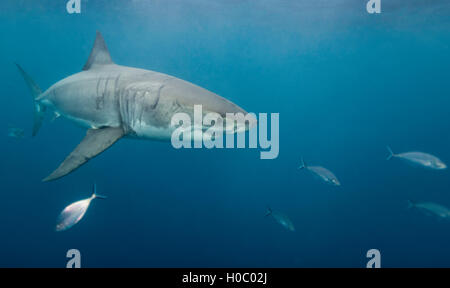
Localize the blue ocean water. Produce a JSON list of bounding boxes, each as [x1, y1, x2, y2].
[[1, 0, 450, 267]]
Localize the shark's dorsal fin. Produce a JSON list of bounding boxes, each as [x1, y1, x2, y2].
[[82, 31, 113, 71]]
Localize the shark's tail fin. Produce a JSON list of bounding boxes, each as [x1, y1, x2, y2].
[[265, 207, 273, 217], [298, 157, 307, 169], [15, 63, 46, 137], [406, 200, 415, 209], [386, 146, 395, 161], [92, 183, 107, 200]]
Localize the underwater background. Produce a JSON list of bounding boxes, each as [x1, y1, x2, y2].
[[1, 0, 450, 267]]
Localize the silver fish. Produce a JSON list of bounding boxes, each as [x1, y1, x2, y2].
[[407, 200, 450, 219], [386, 146, 446, 170], [56, 184, 106, 232], [299, 158, 341, 186], [265, 208, 295, 232]]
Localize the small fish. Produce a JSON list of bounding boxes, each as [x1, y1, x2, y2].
[[265, 207, 295, 232], [407, 200, 450, 219], [298, 158, 341, 186], [386, 146, 446, 170], [56, 184, 106, 232], [7, 126, 25, 139]]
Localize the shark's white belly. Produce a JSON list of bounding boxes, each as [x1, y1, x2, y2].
[[129, 119, 174, 140]]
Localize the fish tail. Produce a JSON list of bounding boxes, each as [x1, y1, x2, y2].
[[406, 200, 415, 209], [298, 157, 306, 169], [92, 183, 107, 199], [15, 63, 46, 137], [386, 146, 395, 160], [265, 207, 272, 217]]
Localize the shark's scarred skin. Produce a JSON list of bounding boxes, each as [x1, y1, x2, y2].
[[17, 32, 250, 181]]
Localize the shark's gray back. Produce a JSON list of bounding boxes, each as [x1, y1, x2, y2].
[[41, 62, 245, 137]]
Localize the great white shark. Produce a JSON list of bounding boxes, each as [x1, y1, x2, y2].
[[17, 32, 252, 181]]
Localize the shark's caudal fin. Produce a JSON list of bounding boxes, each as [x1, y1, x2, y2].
[[386, 146, 395, 160], [298, 157, 307, 169], [15, 63, 46, 136], [43, 127, 125, 182], [82, 31, 114, 71], [406, 200, 415, 209], [265, 207, 273, 217]]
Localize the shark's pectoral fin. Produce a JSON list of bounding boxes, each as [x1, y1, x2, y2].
[[43, 127, 125, 182]]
